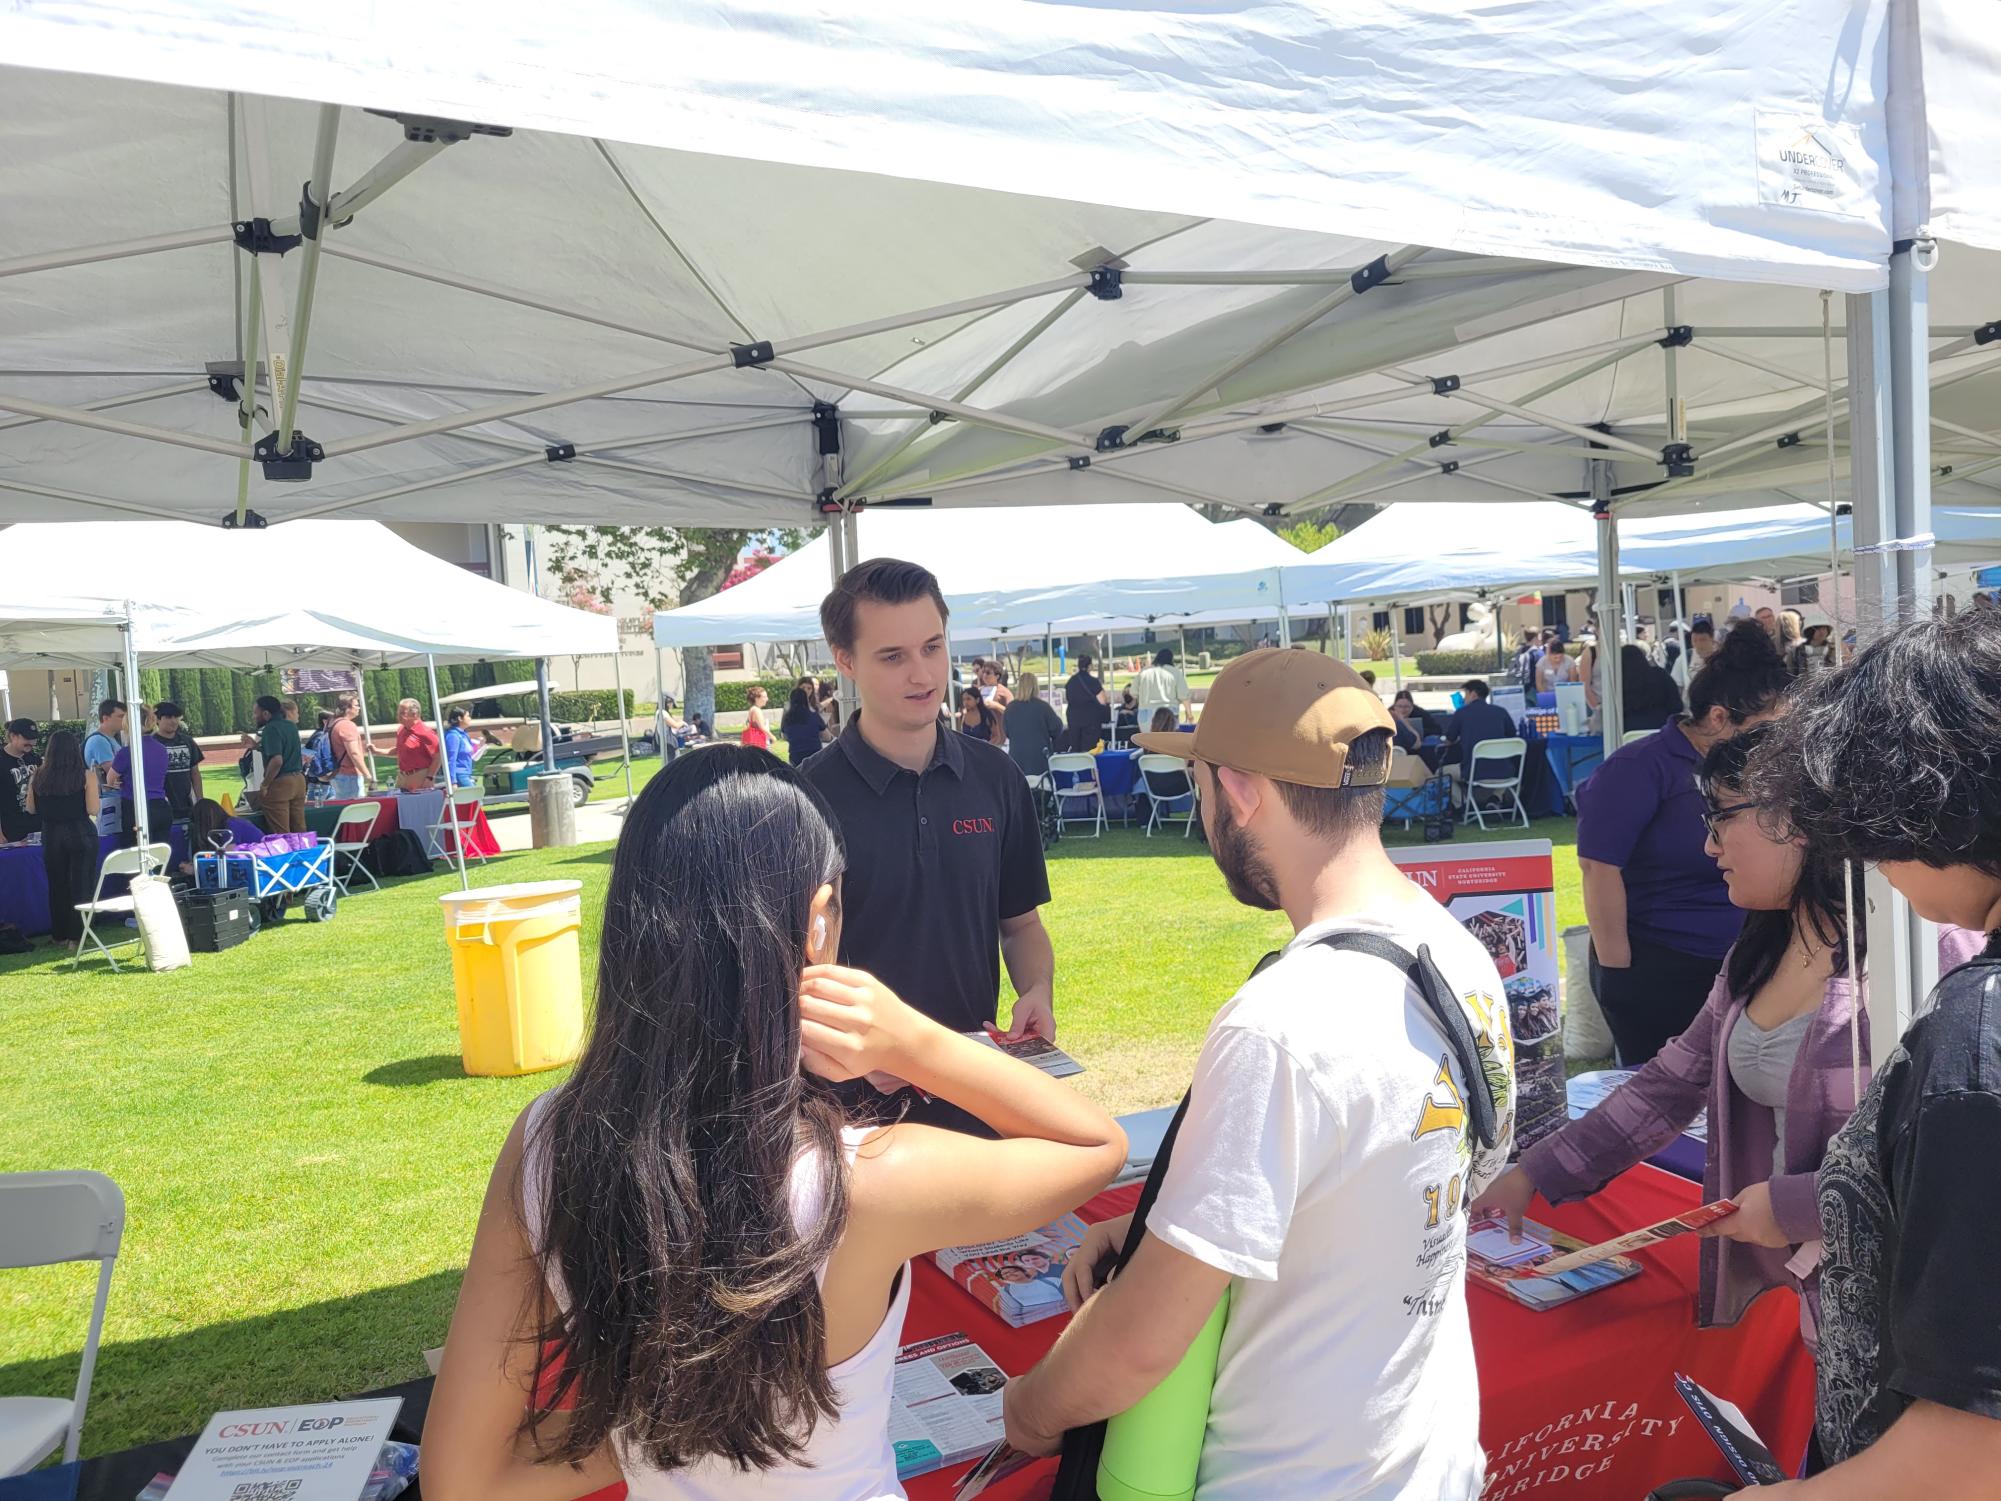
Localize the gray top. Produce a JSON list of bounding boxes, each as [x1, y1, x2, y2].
[[1728, 1007, 1815, 1176]]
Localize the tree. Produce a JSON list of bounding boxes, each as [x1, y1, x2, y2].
[[542, 525, 813, 725], [1426, 602, 1457, 642], [1278, 518, 1342, 553]]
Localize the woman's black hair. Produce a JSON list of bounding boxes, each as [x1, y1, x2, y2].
[[1686, 622, 1789, 727], [189, 798, 232, 851], [31, 730, 85, 799], [1749, 609, 2001, 875], [524, 745, 851, 1472], [1701, 725, 1863, 998]]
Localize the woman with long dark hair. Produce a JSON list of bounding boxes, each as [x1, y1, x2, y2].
[[25, 730, 100, 950], [958, 685, 1001, 744], [780, 686, 831, 767], [1742, 611, 2001, 1489], [1619, 642, 1685, 733], [1476, 725, 1866, 1351], [425, 746, 1124, 1501], [1576, 623, 1792, 1064]]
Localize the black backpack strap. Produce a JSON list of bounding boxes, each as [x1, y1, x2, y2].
[[1307, 930, 1500, 1152]]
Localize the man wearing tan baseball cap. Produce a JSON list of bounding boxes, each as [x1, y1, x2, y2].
[[1004, 649, 1516, 1500]]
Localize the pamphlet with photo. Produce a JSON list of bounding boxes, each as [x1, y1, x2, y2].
[[890, 1333, 1011, 1480], [966, 1026, 1085, 1079], [934, 1213, 1089, 1327], [1464, 1214, 1641, 1310]]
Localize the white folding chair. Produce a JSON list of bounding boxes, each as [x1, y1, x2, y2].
[[1047, 753, 1105, 838], [426, 786, 491, 864], [0, 1171, 123, 1473], [330, 802, 382, 895], [1463, 737, 1530, 831], [1137, 754, 1198, 838], [70, 843, 170, 972]]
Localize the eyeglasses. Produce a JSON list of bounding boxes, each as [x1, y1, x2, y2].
[[1700, 800, 1756, 839]]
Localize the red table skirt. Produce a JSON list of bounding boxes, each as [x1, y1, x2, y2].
[[325, 794, 500, 860], [901, 1163, 1813, 1501], [566, 1164, 1812, 1501]]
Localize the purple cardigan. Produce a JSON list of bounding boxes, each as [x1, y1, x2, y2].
[[1520, 963, 1869, 1346]]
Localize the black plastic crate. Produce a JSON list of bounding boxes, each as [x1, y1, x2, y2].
[[175, 886, 255, 952]]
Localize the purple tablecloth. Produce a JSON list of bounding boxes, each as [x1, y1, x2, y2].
[[0, 824, 191, 938]]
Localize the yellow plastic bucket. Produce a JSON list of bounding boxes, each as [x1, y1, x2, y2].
[[438, 880, 586, 1077]]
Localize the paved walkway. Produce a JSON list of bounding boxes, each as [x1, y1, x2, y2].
[[483, 797, 629, 853]]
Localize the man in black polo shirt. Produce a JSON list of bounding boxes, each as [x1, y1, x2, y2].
[[802, 558, 1056, 1077]]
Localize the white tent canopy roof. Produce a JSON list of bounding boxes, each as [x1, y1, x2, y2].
[[0, 520, 617, 667], [1260, 500, 2001, 607], [652, 504, 1303, 647], [5, 4, 1997, 537]]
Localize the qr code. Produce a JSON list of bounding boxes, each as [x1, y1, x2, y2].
[[227, 1481, 302, 1501]]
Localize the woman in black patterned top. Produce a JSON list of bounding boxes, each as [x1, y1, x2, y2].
[[1749, 609, 2001, 1494]]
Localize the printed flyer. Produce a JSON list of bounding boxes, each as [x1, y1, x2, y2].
[[1391, 839, 1563, 1153]]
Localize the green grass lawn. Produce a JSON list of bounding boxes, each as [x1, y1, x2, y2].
[[1, 815, 1581, 1459]]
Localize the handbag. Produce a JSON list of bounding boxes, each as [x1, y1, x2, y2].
[[1049, 933, 1498, 1499]]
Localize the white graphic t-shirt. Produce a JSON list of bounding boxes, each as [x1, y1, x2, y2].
[[1146, 894, 1514, 1501]]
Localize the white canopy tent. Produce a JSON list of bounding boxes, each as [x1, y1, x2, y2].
[[652, 505, 1301, 648], [0, 521, 615, 667], [0, 0, 1989, 1049], [0, 520, 617, 882]]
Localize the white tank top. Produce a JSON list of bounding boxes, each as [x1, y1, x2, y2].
[[520, 1092, 910, 1500]]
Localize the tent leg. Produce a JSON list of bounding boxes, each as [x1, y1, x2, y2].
[[1390, 609, 1403, 692], [1275, 569, 1292, 649], [1592, 470, 1624, 755], [426, 654, 468, 892], [1848, 248, 1939, 1060], [1672, 572, 1689, 680], [121, 618, 148, 853], [613, 648, 634, 810], [354, 669, 373, 785], [535, 659, 557, 775]]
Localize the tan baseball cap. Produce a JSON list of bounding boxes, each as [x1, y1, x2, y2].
[[1133, 648, 1395, 788]]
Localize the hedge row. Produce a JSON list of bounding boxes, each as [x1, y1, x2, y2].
[[497, 689, 637, 721], [1412, 642, 1581, 678], [712, 678, 804, 714]]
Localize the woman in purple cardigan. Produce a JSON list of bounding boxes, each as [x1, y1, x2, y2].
[[1475, 724, 1866, 1349]]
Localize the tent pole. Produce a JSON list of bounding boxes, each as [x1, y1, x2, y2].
[[273, 104, 340, 454], [654, 644, 668, 751], [426, 654, 468, 892], [535, 660, 557, 774], [0, 225, 235, 279], [354, 668, 375, 785], [613, 649, 634, 811], [1275, 570, 1292, 648], [121, 617, 149, 855], [1390, 608, 1403, 692], [1673, 572, 1689, 680], [1592, 468, 1625, 755]]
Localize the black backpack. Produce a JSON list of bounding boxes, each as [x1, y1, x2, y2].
[[360, 829, 433, 878], [1049, 932, 1498, 1500]]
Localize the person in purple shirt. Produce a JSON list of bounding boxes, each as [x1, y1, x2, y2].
[[1576, 625, 1790, 1064], [1477, 724, 1866, 1357], [110, 704, 173, 849]]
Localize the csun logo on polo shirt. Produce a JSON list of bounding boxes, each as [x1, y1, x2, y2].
[[951, 817, 996, 836]]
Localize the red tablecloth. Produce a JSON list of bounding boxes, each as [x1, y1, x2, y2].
[[325, 796, 399, 844], [562, 1164, 1810, 1501], [324, 794, 500, 860], [903, 1163, 1814, 1501], [430, 803, 501, 860]]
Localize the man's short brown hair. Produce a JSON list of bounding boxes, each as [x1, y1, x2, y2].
[[820, 557, 950, 653]]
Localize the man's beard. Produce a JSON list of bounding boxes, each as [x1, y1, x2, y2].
[[1208, 787, 1282, 912]]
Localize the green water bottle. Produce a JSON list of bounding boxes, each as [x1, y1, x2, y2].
[[1095, 1288, 1230, 1501]]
